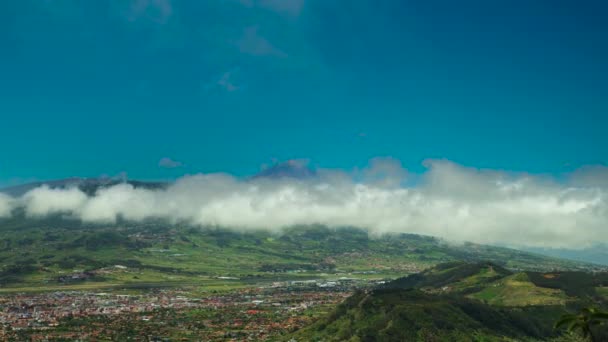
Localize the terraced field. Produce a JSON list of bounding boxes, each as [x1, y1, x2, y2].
[[469, 272, 567, 306]]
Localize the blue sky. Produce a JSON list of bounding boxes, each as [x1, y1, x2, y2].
[[1, 0, 607, 184]]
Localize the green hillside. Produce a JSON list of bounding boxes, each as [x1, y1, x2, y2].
[[290, 288, 564, 341], [0, 216, 604, 291], [383, 261, 512, 293], [470, 273, 568, 306], [290, 262, 608, 342], [385, 262, 608, 306]]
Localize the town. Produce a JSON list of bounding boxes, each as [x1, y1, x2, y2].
[[0, 277, 387, 341]]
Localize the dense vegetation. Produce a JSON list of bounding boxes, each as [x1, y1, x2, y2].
[[291, 262, 608, 342], [291, 288, 564, 341], [555, 307, 608, 342]]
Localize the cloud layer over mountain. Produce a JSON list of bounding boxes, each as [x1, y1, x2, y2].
[[1, 158, 607, 249]]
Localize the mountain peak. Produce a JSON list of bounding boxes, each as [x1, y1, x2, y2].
[[252, 160, 316, 180]]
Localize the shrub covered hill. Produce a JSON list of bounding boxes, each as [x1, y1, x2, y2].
[[290, 261, 608, 342]]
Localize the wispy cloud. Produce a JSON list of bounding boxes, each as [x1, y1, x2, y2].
[[204, 69, 242, 93], [237, 26, 287, 57], [127, 0, 174, 24], [158, 157, 183, 168], [217, 70, 240, 92], [240, 0, 306, 17], [0, 193, 14, 218], [359, 157, 407, 188]]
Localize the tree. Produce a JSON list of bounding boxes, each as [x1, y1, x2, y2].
[[555, 307, 608, 342]]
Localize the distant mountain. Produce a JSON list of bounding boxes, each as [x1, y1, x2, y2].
[[1, 161, 318, 196], [524, 245, 608, 267], [251, 160, 316, 180], [0, 178, 168, 197], [0, 223, 603, 290]]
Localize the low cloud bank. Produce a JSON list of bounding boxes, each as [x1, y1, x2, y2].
[[0, 193, 13, 217], [1, 159, 607, 249]]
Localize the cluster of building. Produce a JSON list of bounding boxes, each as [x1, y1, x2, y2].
[[0, 289, 198, 332], [0, 277, 389, 340]]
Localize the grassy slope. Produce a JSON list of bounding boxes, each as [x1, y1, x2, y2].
[[385, 262, 608, 307], [290, 288, 563, 342], [290, 262, 608, 342], [598, 286, 608, 299], [0, 217, 603, 290], [469, 273, 567, 306]]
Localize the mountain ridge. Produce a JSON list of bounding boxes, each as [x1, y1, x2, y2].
[[290, 261, 608, 341], [0, 177, 168, 197]]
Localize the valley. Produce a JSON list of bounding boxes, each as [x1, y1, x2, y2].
[[1, 219, 607, 341]]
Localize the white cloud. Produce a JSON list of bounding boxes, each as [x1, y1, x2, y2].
[[0, 193, 14, 217], [3, 159, 608, 249], [22, 186, 88, 217], [569, 165, 608, 188], [80, 184, 159, 222], [359, 157, 407, 188], [158, 157, 183, 168]]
